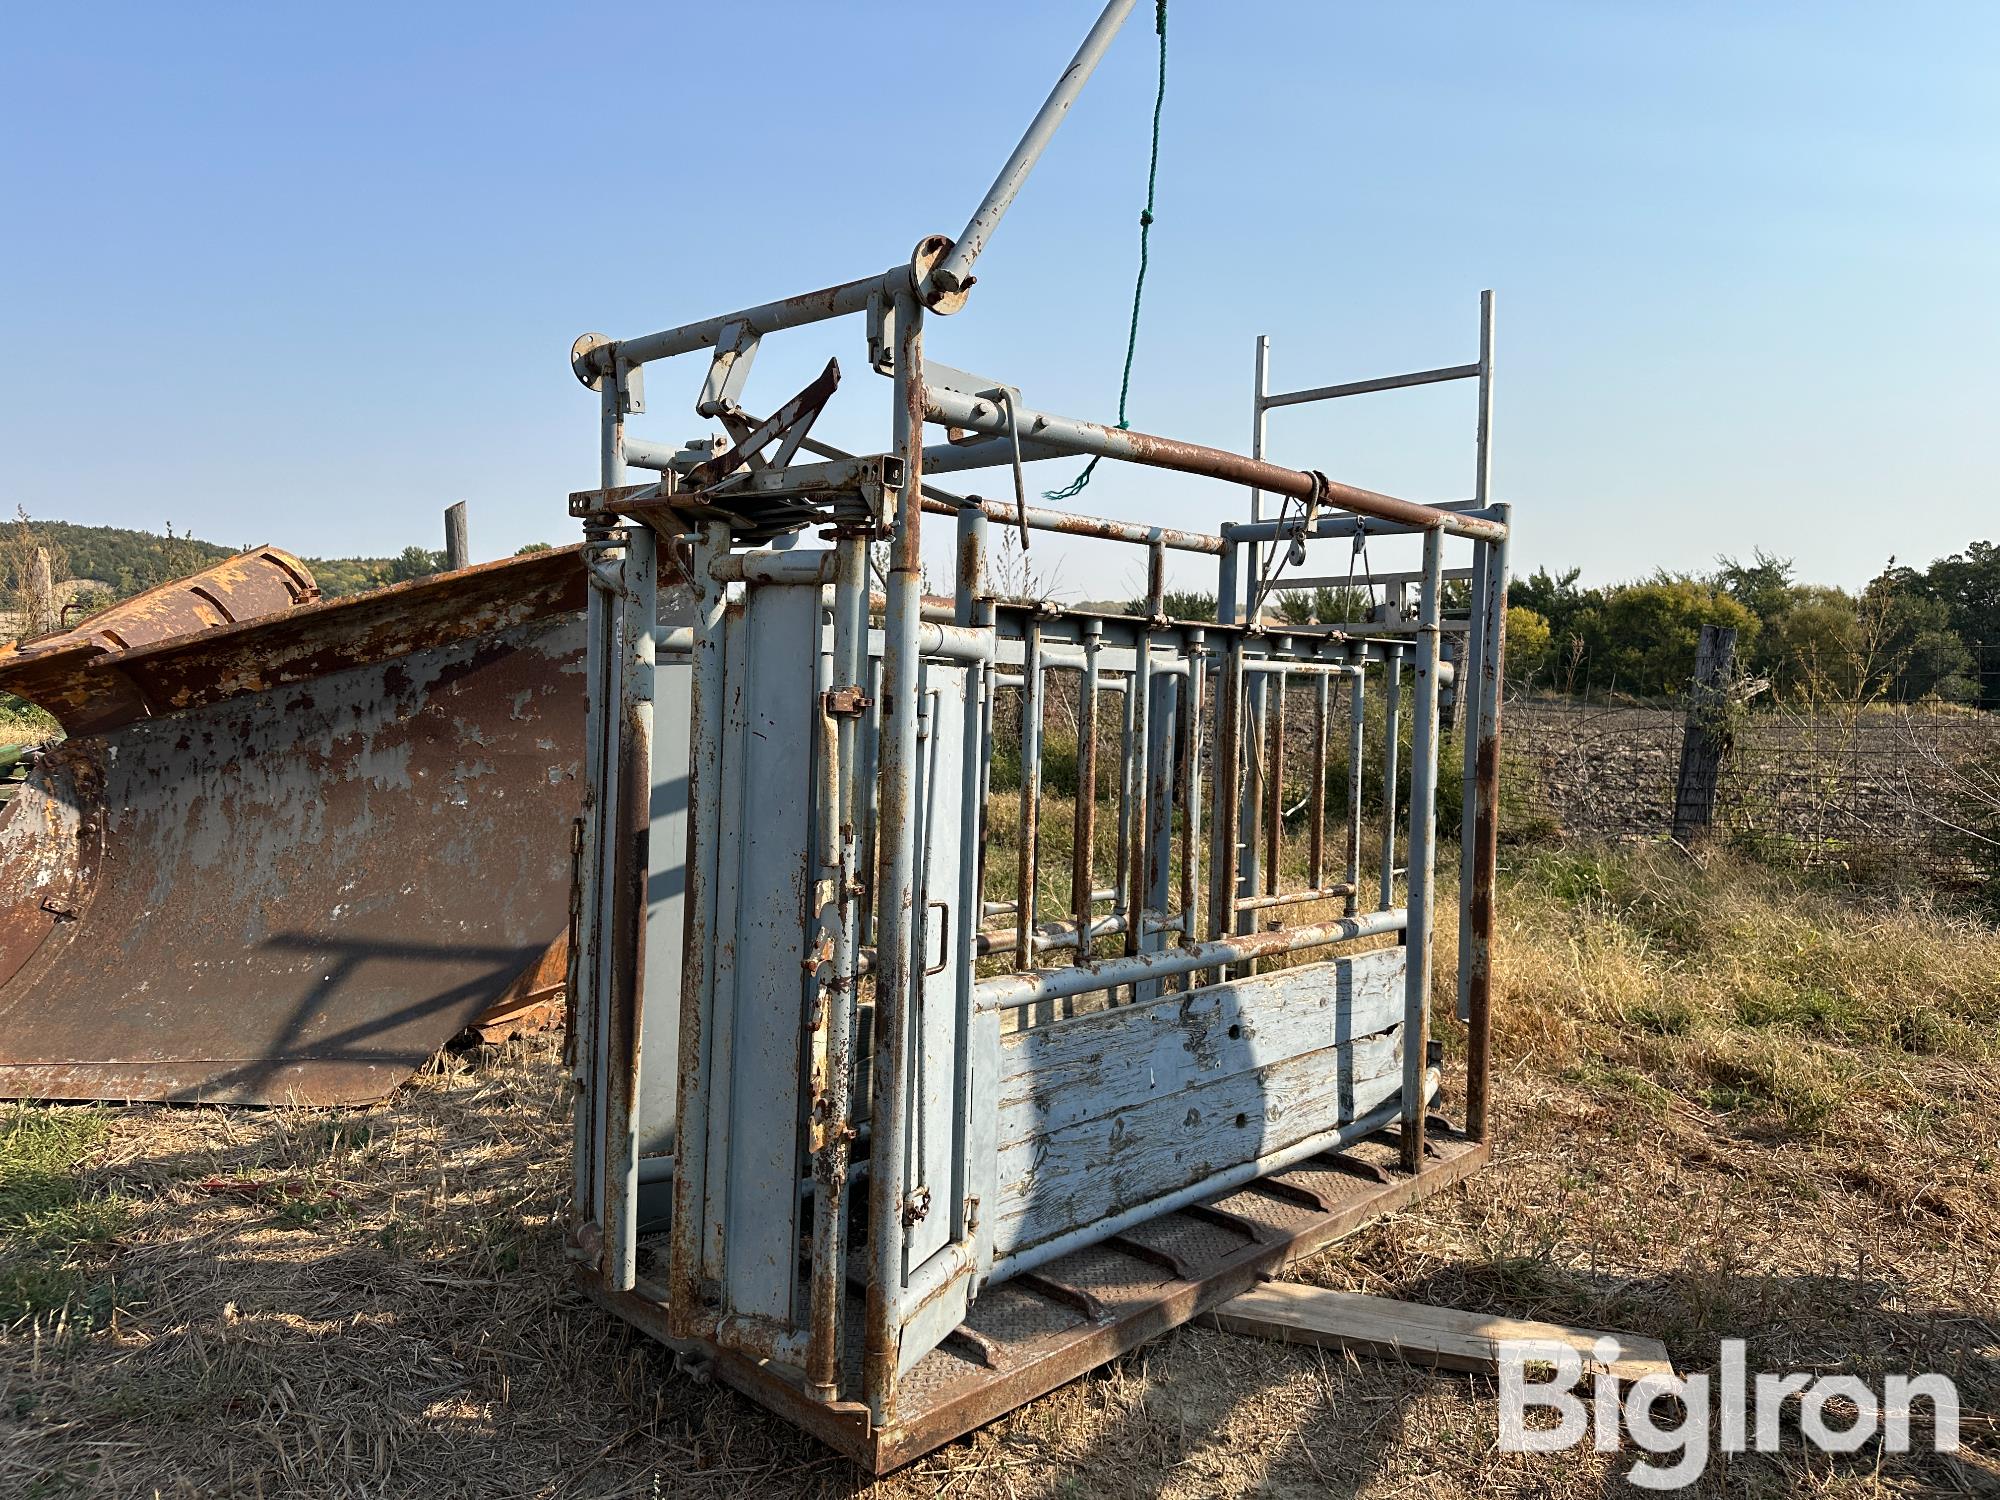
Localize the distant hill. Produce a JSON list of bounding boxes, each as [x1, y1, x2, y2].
[[2, 520, 409, 603]]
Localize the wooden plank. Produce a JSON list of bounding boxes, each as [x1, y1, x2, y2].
[[1208, 1282, 1675, 1385], [991, 1029, 1403, 1257], [997, 948, 1406, 1146]]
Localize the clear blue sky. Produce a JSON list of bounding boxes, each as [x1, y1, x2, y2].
[[3, 2, 1994, 598]]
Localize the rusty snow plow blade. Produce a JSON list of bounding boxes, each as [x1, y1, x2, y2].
[[0, 546, 586, 1104]]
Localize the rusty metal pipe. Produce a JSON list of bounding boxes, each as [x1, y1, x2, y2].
[[1234, 883, 1355, 914], [1178, 632, 1205, 962], [1400, 530, 1445, 1174], [806, 536, 869, 1400], [975, 908, 1408, 1014], [862, 289, 926, 1423], [1346, 658, 1366, 918], [1071, 622, 1102, 967], [1308, 673, 1329, 889], [594, 267, 892, 370], [1015, 621, 1043, 974], [1379, 644, 1403, 910], [1262, 666, 1286, 901], [923, 387, 1508, 544], [667, 519, 732, 1337], [1465, 508, 1509, 1143]]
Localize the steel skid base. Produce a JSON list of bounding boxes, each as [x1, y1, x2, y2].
[[581, 1125, 1488, 1473]]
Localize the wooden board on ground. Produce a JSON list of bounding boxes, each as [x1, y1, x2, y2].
[[1208, 1281, 1675, 1385]]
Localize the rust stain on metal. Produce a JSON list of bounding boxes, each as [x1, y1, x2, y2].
[[0, 547, 589, 1105], [0, 548, 318, 735]]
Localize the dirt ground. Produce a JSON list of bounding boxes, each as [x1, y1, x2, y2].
[[3, 849, 1998, 1497]]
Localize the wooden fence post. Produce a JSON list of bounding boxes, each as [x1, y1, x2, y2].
[[444, 502, 470, 571], [1672, 623, 1737, 843]]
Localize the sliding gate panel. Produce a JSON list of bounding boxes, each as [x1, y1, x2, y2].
[[698, 581, 820, 1325], [991, 946, 1406, 1260]]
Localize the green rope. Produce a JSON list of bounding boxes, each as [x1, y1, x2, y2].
[[1043, 0, 1167, 504]]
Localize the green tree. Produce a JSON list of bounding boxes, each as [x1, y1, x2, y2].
[[1585, 576, 1758, 698], [1766, 585, 1865, 698], [1911, 541, 2000, 707], [1504, 605, 1552, 685], [1862, 567, 1977, 701], [1272, 585, 1373, 626], [387, 545, 444, 584]]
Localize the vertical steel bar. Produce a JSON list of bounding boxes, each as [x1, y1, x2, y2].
[[572, 374, 623, 1254], [1458, 291, 1498, 1027], [1212, 544, 1243, 974], [1346, 657, 1366, 918], [1379, 643, 1403, 911], [1072, 621, 1103, 967], [668, 518, 731, 1336], [1209, 637, 1244, 945], [1400, 529, 1445, 1174], [1114, 658, 1137, 923], [1124, 634, 1152, 962], [1016, 621, 1044, 972], [1137, 657, 1175, 1004], [1179, 629, 1205, 959], [1238, 671, 1265, 936], [1250, 334, 1270, 525], [806, 535, 868, 1399], [864, 290, 926, 1422], [604, 519, 655, 1292], [1466, 504, 1510, 1144], [1308, 672, 1329, 888], [1262, 666, 1286, 900], [1455, 543, 1488, 1024]]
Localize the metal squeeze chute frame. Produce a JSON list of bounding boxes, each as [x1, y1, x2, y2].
[[565, 0, 1511, 1469]]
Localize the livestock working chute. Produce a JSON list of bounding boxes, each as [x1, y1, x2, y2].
[[563, 0, 1512, 1469], [0, 546, 588, 1104]]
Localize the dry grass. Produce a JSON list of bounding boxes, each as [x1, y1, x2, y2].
[[3, 847, 1999, 1496], [0, 699, 58, 750]]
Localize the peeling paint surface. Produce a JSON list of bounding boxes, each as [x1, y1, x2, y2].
[[0, 609, 587, 1105]]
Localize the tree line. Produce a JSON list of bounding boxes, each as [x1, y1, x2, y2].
[[2, 517, 565, 641], [1122, 540, 1997, 710], [1510, 544, 1996, 706]]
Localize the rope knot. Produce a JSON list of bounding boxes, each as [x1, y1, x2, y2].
[[1139, 210, 1154, 228]]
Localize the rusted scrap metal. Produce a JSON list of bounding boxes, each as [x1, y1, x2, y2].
[[0, 548, 318, 735], [0, 547, 590, 1104]]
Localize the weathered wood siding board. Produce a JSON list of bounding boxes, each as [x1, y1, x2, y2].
[[1210, 1283, 1677, 1385], [996, 948, 1405, 1146], [991, 1026, 1404, 1256]]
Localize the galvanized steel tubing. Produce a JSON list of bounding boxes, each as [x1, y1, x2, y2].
[[863, 289, 926, 1421], [1399, 530, 1446, 1173], [806, 537, 869, 1398], [604, 519, 656, 1292], [1346, 655, 1366, 918], [1464, 508, 1509, 1143], [974, 908, 1409, 1014], [927, 0, 1140, 298], [922, 385, 1507, 545], [1379, 644, 1402, 911], [1072, 621, 1103, 967], [668, 519, 732, 1336]]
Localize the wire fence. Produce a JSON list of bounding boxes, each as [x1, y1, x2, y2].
[[1501, 693, 2000, 889]]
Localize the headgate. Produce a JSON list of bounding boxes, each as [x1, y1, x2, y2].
[[563, 0, 1511, 1469]]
